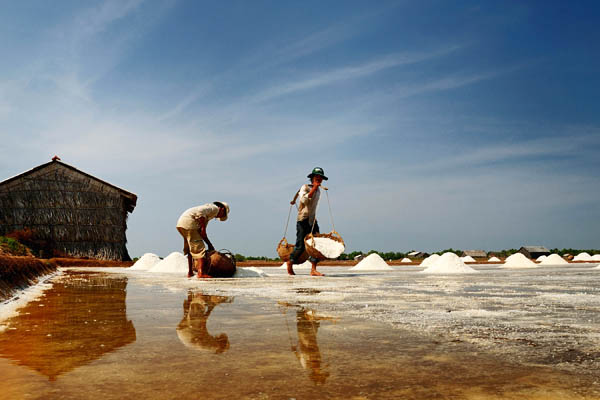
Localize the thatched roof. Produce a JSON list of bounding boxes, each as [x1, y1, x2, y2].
[[463, 250, 487, 258], [0, 159, 137, 212]]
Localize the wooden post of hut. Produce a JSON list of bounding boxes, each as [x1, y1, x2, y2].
[[0, 158, 137, 260]]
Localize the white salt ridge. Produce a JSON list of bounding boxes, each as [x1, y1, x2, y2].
[[592, 254, 600, 261], [149, 252, 189, 274], [500, 253, 538, 269], [536, 255, 547, 262], [574, 252, 593, 262], [539, 254, 569, 266], [0, 272, 57, 329], [130, 253, 161, 271], [278, 260, 312, 269], [421, 252, 478, 274], [461, 256, 476, 263], [233, 267, 268, 278], [401, 258, 412, 263], [349, 253, 393, 271], [420, 254, 440, 267], [308, 237, 345, 259], [488, 256, 501, 262]]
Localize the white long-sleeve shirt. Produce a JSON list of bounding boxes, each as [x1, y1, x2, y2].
[[296, 184, 320, 225], [176, 203, 220, 230]]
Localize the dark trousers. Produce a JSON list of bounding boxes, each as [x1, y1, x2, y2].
[[290, 219, 320, 264]]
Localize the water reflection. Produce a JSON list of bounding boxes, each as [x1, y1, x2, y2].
[[176, 291, 232, 354], [0, 271, 135, 380], [281, 303, 337, 384]]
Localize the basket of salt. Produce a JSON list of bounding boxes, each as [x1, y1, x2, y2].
[[277, 237, 309, 263], [304, 231, 345, 260]]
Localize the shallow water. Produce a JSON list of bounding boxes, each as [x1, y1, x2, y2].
[[0, 268, 599, 399]]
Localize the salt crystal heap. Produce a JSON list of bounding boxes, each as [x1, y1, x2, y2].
[[592, 254, 600, 261], [308, 237, 345, 259], [349, 253, 394, 271], [401, 258, 412, 263], [536, 255, 547, 262], [539, 254, 568, 265], [461, 255, 476, 263], [488, 256, 501, 262], [574, 252, 593, 262], [129, 253, 161, 271], [420, 254, 440, 267], [500, 253, 538, 269], [149, 252, 189, 274], [421, 252, 478, 274]]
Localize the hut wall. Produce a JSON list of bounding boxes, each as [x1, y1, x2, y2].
[[0, 163, 130, 260]]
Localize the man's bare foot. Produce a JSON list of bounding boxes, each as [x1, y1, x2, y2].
[[286, 261, 295, 275], [310, 269, 324, 276], [187, 273, 194, 278]]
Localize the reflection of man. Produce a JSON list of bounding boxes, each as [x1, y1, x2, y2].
[[176, 291, 232, 354], [292, 309, 331, 384]]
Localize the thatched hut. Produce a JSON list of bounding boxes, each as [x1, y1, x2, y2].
[[0, 158, 137, 260]]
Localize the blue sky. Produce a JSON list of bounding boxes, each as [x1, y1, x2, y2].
[[1, 0, 599, 257]]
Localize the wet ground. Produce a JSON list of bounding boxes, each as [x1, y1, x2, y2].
[[0, 264, 599, 399]]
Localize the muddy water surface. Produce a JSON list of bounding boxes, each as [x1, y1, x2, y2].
[[0, 270, 598, 399]]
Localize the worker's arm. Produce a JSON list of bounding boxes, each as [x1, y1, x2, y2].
[[195, 216, 215, 252]]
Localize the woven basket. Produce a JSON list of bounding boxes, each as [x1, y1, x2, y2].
[[277, 237, 308, 263], [206, 250, 236, 278], [304, 231, 345, 260]]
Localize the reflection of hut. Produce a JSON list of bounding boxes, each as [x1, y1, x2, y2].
[[0, 158, 137, 260], [0, 272, 136, 380], [518, 246, 550, 259], [176, 292, 232, 353]]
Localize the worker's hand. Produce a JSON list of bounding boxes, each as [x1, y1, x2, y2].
[[290, 200, 295, 205]]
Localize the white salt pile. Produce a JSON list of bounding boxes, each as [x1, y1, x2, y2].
[[488, 256, 501, 262], [421, 252, 477, 274], [149, 252, 189, 274], [536, 255, 547, 262], [401, 258, 412, 263], [129, 253, 161, 271], [233, 267, 268, 278], [539, 254, 569, 265], [350, 253, 394, 271], [461, 255, 476, 263], [278, 260, 312, 269], [592, 254, 600, 261], [574, 252, 593, 262], [420, 254, 440, 267], [500, 253, 538, 269], [308, 237, 345, 259]]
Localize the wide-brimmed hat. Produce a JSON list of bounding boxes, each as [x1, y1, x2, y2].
[[213, 201, 230, 221], [307, 167, 328, 180]]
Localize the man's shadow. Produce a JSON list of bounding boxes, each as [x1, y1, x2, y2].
[[177, 291, 233, 354]]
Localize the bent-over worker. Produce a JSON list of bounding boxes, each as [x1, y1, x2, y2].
[[286, 167, 328, 276], [176, 201, 229, 278]]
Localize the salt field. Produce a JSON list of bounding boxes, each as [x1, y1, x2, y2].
[[1, 262, 600, 398]]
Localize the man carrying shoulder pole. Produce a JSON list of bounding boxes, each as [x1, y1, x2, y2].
[[287, 167, 328, 277]]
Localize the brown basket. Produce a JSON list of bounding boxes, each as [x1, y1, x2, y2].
[[207, 250, 236, 278], [277, 237, 308, 263], [304, 231, 345, 260]]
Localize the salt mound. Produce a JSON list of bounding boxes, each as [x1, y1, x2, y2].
[[420, 254, 440, 267], [233, 267, 268, 278], [539, 254, 568, 265], [278, 260, 312, 269], [488, 256, 501, 262], [500, 253, 538, 269], [350, 253, 394, 271], [421, 252, 477, 274], [592, 254, 600, 261], [461, 255, 476, 263], [308, 237, 345, 259], [574, 252, 593, 262], [149, 252, 189, 274], [536, 255, 547, 262], [401, 258, 412, 263], [130, 253, 161, 271]]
